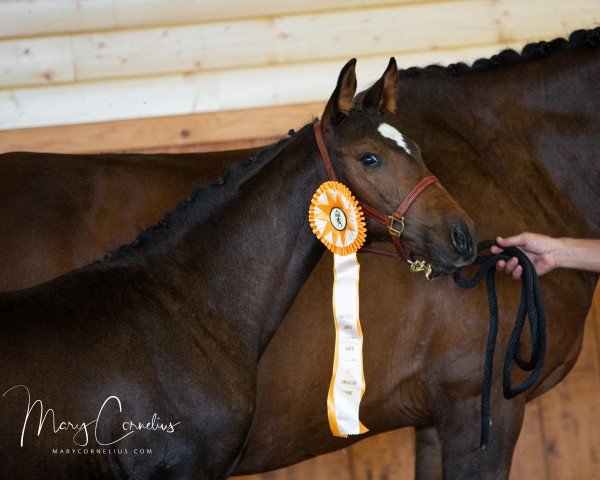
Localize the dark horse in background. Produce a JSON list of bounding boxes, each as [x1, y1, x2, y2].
[[0, 29, 598, 478], [0, 60, 476, 479]]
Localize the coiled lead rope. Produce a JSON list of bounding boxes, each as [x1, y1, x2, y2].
[[453, 239, 547, 449]]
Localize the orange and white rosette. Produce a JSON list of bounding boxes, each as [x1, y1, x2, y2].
[[309, 181, 366, 256], [309, 181, 369, 437]]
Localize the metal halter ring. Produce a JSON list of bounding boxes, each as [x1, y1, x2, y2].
[[388, 215, 405, 237], [408, 259, 433, 281]]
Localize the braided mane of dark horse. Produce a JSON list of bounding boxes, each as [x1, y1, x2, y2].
[[400, 26, 600, 78]]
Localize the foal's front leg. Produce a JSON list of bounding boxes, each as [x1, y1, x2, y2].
[[415, 426, 443, 480], [434, 392, 526, 480]]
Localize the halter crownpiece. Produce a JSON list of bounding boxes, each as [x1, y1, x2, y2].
[[313, 120, 439, 277]]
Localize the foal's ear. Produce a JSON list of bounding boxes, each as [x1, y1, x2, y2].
[[321, 58, 357, 129], [362, 57, 397, 115]]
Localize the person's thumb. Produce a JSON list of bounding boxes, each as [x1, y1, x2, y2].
[[496, 233, 528, 248]]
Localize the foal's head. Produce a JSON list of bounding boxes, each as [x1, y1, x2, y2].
[[320, 58, 477, 274]]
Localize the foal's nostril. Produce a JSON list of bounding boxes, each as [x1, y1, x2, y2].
[[452, 223, 470, 255]]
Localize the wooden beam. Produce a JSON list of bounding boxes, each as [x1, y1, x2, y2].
[[0, 103, 323, 154]]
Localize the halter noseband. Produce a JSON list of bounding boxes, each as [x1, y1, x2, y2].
[[313, 121, 439, 263]]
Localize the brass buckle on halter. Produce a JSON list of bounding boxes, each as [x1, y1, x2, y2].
[[408, 259, 433, 281], [388, 215, 405, 237]]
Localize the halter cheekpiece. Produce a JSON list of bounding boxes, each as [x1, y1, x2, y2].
[[313, 120, 439, 269]]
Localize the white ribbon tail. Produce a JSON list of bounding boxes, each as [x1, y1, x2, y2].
[[327, 252, 368, 437]]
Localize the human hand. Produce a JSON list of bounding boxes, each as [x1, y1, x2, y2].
[[491, 232, 560, 280]]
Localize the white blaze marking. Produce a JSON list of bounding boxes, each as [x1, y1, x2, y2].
[[377, 123, 412, 155]]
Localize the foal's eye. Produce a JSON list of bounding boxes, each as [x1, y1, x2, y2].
[[360, 153, 381, 167]]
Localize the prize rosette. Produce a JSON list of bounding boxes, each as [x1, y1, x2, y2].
[[308, 181, 366, 256], [308, 181, 369, 437]]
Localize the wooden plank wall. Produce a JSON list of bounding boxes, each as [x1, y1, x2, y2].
[[1, 0, 600, 130]]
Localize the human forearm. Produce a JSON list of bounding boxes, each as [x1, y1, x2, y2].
[[555, 238, 600, 273]]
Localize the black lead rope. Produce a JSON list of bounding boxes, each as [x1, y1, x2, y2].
[[452, 239, 547, 450]]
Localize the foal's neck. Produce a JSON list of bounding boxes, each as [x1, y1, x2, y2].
[[147, 126, 327, 352]]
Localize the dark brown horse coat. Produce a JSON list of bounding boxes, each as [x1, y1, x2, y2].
[[1, 31, 598, 479], [0, 60, 475, 479], [0, 151, 252, 292]]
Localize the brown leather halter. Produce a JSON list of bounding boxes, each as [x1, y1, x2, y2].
[[313, 121, 439, 261]]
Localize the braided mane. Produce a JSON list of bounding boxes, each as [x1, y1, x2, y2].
[[400, 27, 600, 78]]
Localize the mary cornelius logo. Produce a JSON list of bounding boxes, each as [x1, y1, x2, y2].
[[2, 385, 180, 449]]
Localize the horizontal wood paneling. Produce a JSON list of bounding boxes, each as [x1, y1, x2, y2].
[[2, 0, 599, 89], [0, 36, 74, 87], [0, 0, 419, 40], [0, 45, 516, 130], [1, 0, 598, 130]]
